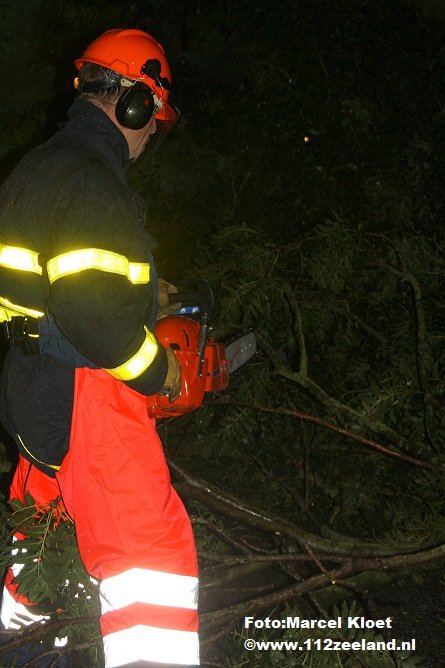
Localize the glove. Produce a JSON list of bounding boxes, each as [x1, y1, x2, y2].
[[160, 347, 181, 402], [157, 278, 182, 320]]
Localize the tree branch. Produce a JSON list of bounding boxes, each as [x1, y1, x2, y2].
[[200, 542, 445, 639], [386, 262, 439, 453], [200, 564, 351, 638], [217, 399, 433, 469], [0, 616, 97, 658], [259, 332, 424, 454], [170, 460, 434, 556]]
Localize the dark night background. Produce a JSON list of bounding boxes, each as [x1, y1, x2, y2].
[[2, 0, 445, 666]]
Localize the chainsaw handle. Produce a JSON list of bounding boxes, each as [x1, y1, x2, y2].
[[167, 279, 215, 318], [168, 291, 200, 306], [167, 294, 210, 376]]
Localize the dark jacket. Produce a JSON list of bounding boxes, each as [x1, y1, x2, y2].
[[0, 98, 168, 474]]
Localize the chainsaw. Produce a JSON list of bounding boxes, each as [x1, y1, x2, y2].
[[146, 279, 256, 418]]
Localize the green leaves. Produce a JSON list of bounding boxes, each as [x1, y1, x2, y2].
[[1, 495, 98, 615]]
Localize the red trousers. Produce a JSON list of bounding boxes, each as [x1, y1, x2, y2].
[[2, 368, 200, 667]]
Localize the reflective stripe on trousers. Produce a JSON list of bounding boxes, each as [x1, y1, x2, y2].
[[1, 577, 49, 630], [1, 583, 68, 648], [1, 457, 62, 627], [1, 369, 200, 667], [100, 567, 199, 667], [1, 465, 68, 643], [57, 367, 199, 667], [1, 531, 48, 629]]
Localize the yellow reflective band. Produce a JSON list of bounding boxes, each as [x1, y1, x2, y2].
[[0, 244, 42, 275], [47, 248, 150, 285], [128, 262, 150, 284], [105, 327, 158, 381], [0, 297, 44, 321], [0, 308, 11, 323], [16, 434, 60, 472]]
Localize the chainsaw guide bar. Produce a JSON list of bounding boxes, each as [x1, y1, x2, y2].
[[225, 331, 257, 373]]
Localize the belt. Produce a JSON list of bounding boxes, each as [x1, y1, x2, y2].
[[4, 317, 40, 354]]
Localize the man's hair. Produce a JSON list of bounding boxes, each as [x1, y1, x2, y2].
[[77, 63, 126, 106]]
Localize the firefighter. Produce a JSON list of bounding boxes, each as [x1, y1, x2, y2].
[[0, 29, 199, 668]]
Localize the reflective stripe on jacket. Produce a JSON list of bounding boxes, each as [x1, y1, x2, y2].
[[0, 98, 167, 396], [0, 243, 159, 382]]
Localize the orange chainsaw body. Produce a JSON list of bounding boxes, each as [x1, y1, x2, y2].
[[146, 315, 229, 418]]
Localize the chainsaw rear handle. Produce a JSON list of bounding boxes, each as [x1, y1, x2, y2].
[[167, 279, 215, 376], [167, 278, 215, 318]]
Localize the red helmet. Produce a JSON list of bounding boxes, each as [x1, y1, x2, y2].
[[75, 28, 177, 122]]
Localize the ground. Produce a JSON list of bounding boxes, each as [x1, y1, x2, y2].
[[373, 571, 445, 667]]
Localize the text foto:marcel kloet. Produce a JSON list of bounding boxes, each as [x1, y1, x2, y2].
[[244, 616, 393, 630]]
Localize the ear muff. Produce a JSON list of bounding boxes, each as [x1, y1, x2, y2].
[[115, 82, 156, 130]]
